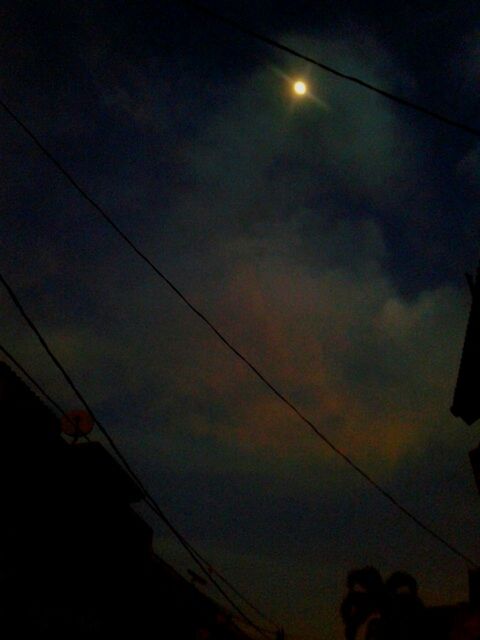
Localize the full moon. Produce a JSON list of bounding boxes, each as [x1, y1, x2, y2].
[[293, 80, 307, 95]]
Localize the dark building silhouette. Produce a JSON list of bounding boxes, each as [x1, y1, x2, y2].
[[0, 361, 253, 638], [451, 262, 480, 426]]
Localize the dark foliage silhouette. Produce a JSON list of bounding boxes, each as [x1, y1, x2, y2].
[[340, 567, 426, 640]]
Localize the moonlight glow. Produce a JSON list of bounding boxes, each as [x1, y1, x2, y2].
[[293, 80, 307, 95]]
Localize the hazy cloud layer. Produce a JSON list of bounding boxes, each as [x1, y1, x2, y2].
[[1, 4, 480, 639]]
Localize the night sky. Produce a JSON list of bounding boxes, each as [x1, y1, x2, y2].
[[2, 2, 480, 638]]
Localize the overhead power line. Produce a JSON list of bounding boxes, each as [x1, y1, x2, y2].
[[0, 342, 70, 419], [182, 538, 280, 630], [0, 97, 477, 569], [0, 272, 277, 638], [0, 342, 90, 436], [0, 344, 276, 634], [179, 0, 480, 139]]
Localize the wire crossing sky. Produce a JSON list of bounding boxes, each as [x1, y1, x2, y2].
[[0, 272, 277, 638], [0, 93, 476, 569], [180, 0, 480, 139], [0, 340, 280, 633], [2, 4, 479, 637], [0, 343, 71, 421]]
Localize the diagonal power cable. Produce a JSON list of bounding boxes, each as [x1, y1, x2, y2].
[[0, 345, 273, 632], [0, 342, 92, 437], [0, 272, 276, 638], [0, 342, 70, 418], [179, 0, 480, 138], [0, 100, 477, 569]]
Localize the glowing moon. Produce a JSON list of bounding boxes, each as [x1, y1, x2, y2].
[[293, 80, 307, 95]]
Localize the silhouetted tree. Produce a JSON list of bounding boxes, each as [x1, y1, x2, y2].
[[340, 567, 425, 640], [340, 567, 384, 640], [383, 571, 425, 639]]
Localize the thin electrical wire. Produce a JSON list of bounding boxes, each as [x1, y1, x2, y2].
[[143, 493, 275, 638], [0, 346, 274, 632], [182, 539, 280, 629], [0, 342, 69, 418], [0, 342, 89, 438], [0, 271, 277, 638], [179, 0, 480, 138], [0, 99, 478, 570]]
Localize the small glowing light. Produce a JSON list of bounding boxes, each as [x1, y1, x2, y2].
[[293, 80, 307, 95]]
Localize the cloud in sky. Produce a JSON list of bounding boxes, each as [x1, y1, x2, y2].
[[1, 6, 479, 639]]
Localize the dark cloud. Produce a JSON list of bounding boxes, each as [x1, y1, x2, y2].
[[2, 3, 480, 639]]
